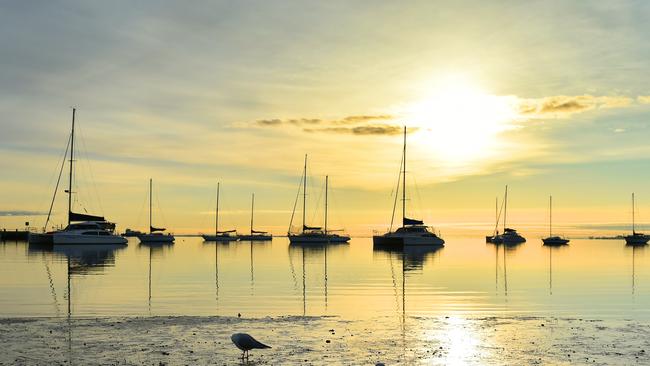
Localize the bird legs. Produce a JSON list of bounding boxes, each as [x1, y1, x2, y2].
[[240, 350, 250, 362]]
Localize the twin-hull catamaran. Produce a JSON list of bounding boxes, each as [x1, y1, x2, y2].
[[137, 179, 175, 243], [202, 182, 238, 242], [288, 156, 350, 244], [238, 193, 272, 241], [491, 185, 526, 245], [28, 109, 126, 245], [372, 127, 444, 246]]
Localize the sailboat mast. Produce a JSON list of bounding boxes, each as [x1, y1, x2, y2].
[[325, 176, 328, 234], [402, 126, 406, 228], [632, 192, 636, 234], [549, 195, 553, 237], [67, 108, 75, 225], [503, 185, 508, 233], [149, 178, 152, 234], [216, 183, 220, 236], [250, 193, 255, 235], [302, 154, 307, 233]]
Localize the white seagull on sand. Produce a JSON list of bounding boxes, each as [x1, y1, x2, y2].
[[231, 333, 271, 360]]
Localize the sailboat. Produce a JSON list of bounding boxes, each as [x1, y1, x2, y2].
[[492, 185, 525, 244], [202, 183, 238, 242], [624, 193, 649, 245], [372, 127, 444, 246], [238, 193, 272, 241], [137, 179, 174, 243], [288, 156, 350, 244], [29, 109, 126, 245], [542, 195, 569, 245]]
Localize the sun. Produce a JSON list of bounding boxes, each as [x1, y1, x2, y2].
[[402, 76, 520, 171]]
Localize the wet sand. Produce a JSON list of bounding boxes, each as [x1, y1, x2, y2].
[[2, 315, 650, 365]]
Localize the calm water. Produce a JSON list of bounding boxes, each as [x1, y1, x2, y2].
[[1, 236, 649, 319]]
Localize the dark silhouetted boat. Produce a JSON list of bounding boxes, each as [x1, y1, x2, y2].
[[624, 193, 649, 245], [238, 193, 272, 241], [202, 182, 238, 242], [493, 185, 525, 245], [542, 195, 569, 245], [137, 179, 174, 243]]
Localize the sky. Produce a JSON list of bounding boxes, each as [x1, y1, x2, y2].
[[1, 0, 650, 235]]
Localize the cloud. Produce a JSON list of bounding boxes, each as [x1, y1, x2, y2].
[[304, 125, 414, 135], [518, 95, 633, 117], [256, 118, 283, 126], [638, 96, 650, 104], [334, 115, 394, 124], [0, 210, 47, 217], [255, 114, 393, 128]]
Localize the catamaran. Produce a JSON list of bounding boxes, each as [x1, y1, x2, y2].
[[288, 156, 350, 244], [624, 193, 649, 245], [542, 195, 569, 245], [202, 183, 238, 242], [372, 127, 444, 246], [29, 109, 126, 245], [238, 193, 272, 241], [492, 185, 525, 244], [137, 179, 175, 243]]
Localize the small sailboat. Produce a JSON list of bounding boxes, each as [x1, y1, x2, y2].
[[288, 156, 350, 244], [493, 185, 525, 244], [202, 183, 238, 242], [137, 179, 175, 243], [624, 193, 649, 245], [542, 195, 569, 245], [30, 108, 126, 245], [238, 194, 272, 241], [372, 127, 444, 246]]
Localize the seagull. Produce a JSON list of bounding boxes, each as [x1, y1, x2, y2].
[[231, 333, 271, 360]]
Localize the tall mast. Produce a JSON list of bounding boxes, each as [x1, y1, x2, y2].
[[632, 192, 635, 234], [67, 108, 76, 225], [549, 195, 553, 237], [302, 154, 307, 233], [216, 183, 220, 236], [149, 178, 152, 234], [503, 185, 508, 232], [250, 193, 255, 235], [325, 176, 328, 234], [402, 126, 406, 228]]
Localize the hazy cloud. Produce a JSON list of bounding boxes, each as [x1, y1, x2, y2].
[[518, 95, 634, 117], [305, 125, 414, 136], [256, 114, 393, 128], [638, 96, 650, 104], [0, 210, 47, 217]]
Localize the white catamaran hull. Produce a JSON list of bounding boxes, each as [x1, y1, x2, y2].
[[138, 234, 175, 243], [53, 233, 127, 245]]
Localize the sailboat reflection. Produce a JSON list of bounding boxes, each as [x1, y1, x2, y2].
[[288, 242, 348, 315], [202, 240, 232, 310], [139, 243, 173, 314], [546, 244, 568, 295], [490, 242, 522, 298], [626, 244, 646, 294]]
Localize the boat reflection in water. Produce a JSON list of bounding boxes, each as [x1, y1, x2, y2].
[[138, 243, 174, 313], [288, 242, 349, 315]]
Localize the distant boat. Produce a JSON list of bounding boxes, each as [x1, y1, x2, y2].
[[288, 156, 350, 244], [542, 195, 569, 245], [624, 193, 649, 245], [372, 127, 444, 246], [137, 179, 175, 243], [202, 183, 238, 242], [29, 108, 126, 245], [493, 185, 525, 244], [122, 228, 143, 237], [238, 193, 272, 241]]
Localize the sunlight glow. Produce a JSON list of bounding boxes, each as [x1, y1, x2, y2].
[[404, 76, 520, 168]]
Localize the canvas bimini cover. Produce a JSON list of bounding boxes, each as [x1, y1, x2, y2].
[[150, 226, 166, 232], [303, 225, 322, 231], [403, 217, 424, 226]]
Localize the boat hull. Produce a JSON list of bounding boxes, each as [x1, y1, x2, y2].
[[53, 233, 128, 245], [288, 234, 350, 244], [28, 232, 54, 245], [625, 235, 649, 245], [372, 234, 444, 246], [138, 234, 175, 243], [238, 235, 272, 241], [542, 237, 570, 245], [202, 234, 238, 242]]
